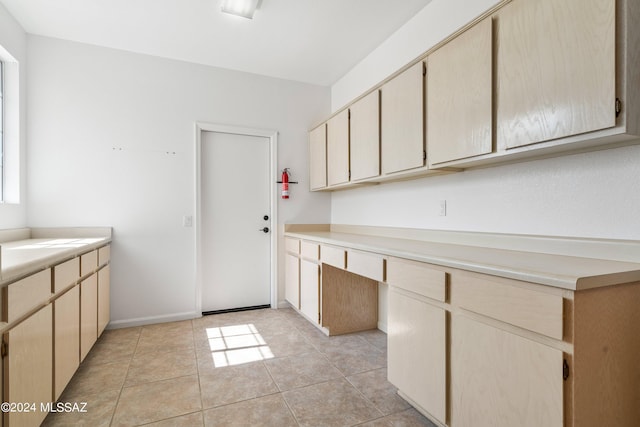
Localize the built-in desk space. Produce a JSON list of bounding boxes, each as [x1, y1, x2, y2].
[[284, 224, 640, 427]]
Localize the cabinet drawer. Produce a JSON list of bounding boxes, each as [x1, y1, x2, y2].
[[453, 272, 563, 340], [347, 250, 385, 282], [285, 238, 300, 254], [98, 245, 111, 266], [54, 257, 80, 293], [300, 241, 320, 260], [321, 245, 346, 269], [80, 250, 98, 276], [387, 258, 447, 302], [4, 269, 52, 323]]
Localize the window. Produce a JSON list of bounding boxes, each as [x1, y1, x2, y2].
[[0, 47, 19, 204]]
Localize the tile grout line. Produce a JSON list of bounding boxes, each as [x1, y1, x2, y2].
[[109, 327, 142, 426]]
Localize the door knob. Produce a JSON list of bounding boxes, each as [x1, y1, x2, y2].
[[259, 227, 270, 233]]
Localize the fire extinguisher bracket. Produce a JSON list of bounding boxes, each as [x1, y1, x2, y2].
[[276, 180, 299, 184]]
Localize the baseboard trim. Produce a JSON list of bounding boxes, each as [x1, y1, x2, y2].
[[106, 311, 200, 329]]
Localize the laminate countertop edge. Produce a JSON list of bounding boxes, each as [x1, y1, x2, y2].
[[0, 233, 112, 286], [284, 230, 640, 291]]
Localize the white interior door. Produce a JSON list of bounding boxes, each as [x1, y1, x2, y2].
[[201, 131, 271, 313]]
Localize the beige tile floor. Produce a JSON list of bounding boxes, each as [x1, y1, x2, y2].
[[43, 308, 437, 427]]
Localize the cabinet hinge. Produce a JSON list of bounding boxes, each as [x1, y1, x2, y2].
[[615, 98, 622, 117], [423, 150, 427, 161], [422, 62, 427, 76], [348, 170, 351, 180], [563, 359, 569, 381], [348, 109, 351, 120], [1, 341, 7, 358]]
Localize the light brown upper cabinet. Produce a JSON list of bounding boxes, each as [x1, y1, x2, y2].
[[427, 18, 493, 166], [327, 109, 350, 187], [308, 124, 327, 190], [496, 0, 616, 149], [350, 90, 381, 181], [381, 62, 425, 175]]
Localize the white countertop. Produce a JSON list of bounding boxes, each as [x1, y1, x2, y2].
[[0, 227, 112, 285], [285, 229, 640, 291]]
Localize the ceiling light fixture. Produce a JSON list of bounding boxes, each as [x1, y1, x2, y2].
[[221, 0, 259, 19]]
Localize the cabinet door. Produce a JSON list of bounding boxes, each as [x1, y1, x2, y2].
[[309, 124, 327, 190], [427, 18, 492, 165], [80, 273, 98, 361], [350, 90, 380, 181], [496, 0, 615, 149], [299, 260, 320, 324], [381, 62, 425, 175], [98, 265, 110, 336], [4, 304, 53, 427], [327, 109, 350, 186], [285, 253, 300, 309], [54, 286, 80, 400], [388, 288, 446, 423], [451, 315, 563, 427]]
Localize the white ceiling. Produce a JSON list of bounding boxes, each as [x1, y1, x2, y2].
[[1, 0, 432, 86]]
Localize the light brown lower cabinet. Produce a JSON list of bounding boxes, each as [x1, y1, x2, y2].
[[451, 315, 563, 427], [0, 244, 111, 427], [98, 265, 110, 336], [386, 256, 640, 427], [54, 285, 80, 400], [285, 253, 300, 309], [80, 273, 98, 361], [299, 259, 320, 324], [3, 304, 53, 427], [388, 286, 446, 424]]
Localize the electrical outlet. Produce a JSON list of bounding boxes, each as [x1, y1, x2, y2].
[[439, 200, 447, 216]]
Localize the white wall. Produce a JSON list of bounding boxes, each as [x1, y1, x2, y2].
[[331, 0, 500, 111], [0, 2, 27, 228], [331, 0, 640, 241], [26, 35, 331, 326]]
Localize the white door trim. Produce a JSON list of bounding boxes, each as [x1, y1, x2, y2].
[[194, 122, 279, 314]]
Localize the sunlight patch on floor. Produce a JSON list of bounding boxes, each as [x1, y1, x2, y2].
[[205, 323, 274, 367]]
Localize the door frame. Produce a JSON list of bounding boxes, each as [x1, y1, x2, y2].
[[194, 122, 279, 314]]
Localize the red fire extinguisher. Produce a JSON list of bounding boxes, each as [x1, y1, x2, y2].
[[281, 168, 290, 199]]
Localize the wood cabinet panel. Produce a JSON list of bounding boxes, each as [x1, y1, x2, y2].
[[285, 253, 300, 309], [322, 264, 377, 336], [300, 241, 320, 260], [80, 250, 98, 277], [98, 265, 110, 336], [4, 269, 51, 323], [451, 315, 563, 427], [496, 0, 616, 149], [80, 274, 98, 361], [388, 287, 446, 423], [285, 237, 300, 254], [4, 304, 53, 427], [327, 109, 350, 186], [54, 286, 80, 399], [300, 260, 320, 324], [309, 124, 327, 190], [320, 245, 346, 269], [387, 258, 446, 302], [347, 250, 385, 282], [381, 62, 425, 175], [427, 18, 492, 165], [98, 245, 111, 266], [452, 271, 563, 340], [350, 90, 380, 181], [54, 257, 80, 293]]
